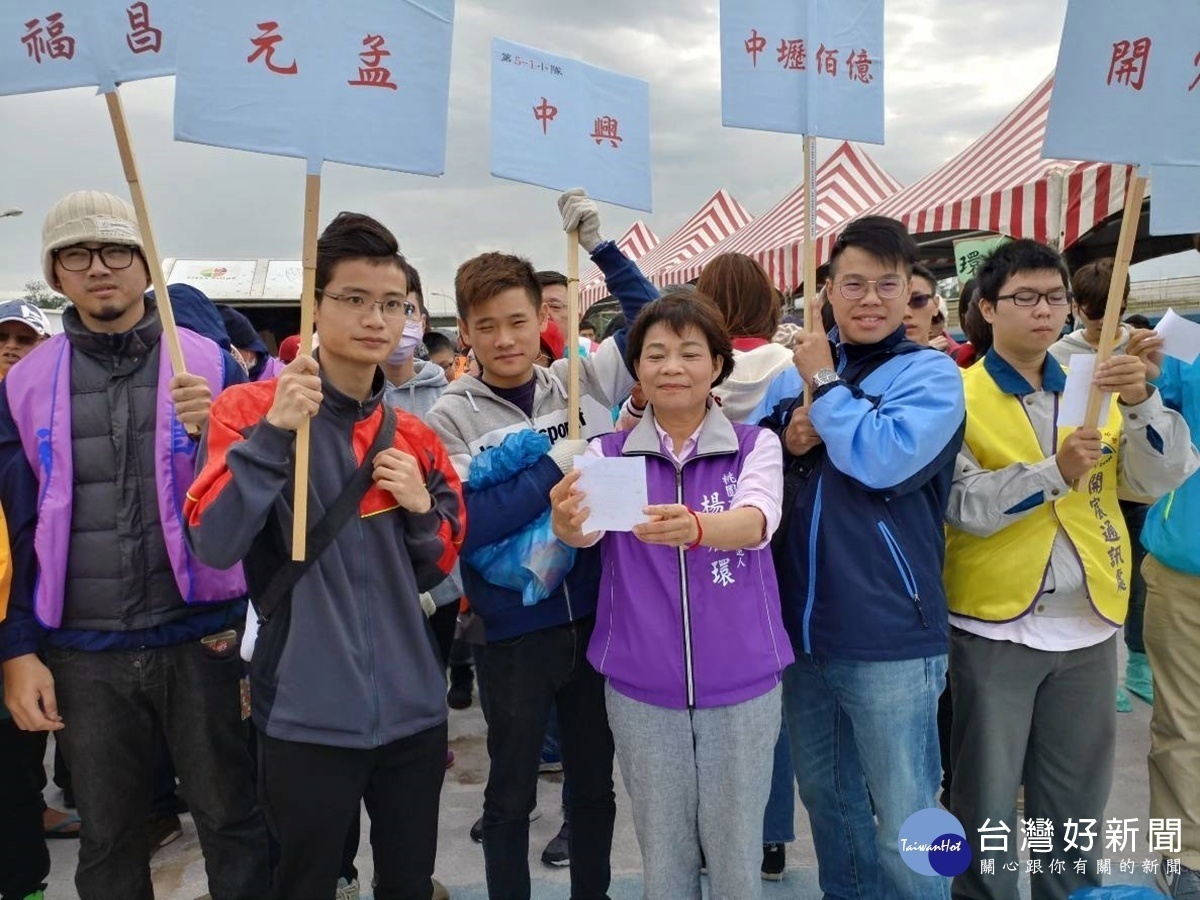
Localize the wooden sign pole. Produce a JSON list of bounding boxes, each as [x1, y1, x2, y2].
[[802, 135, 818, 404], [292, 172, 321, 560]]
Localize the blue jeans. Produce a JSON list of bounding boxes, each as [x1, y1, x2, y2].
[[783, 654, 949, 900], [763, 712, 796, 844]]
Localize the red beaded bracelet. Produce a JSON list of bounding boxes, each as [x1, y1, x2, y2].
[[685, 508, 703, 551]]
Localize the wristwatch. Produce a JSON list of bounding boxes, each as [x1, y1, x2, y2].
[[810, 367, 841, 392]]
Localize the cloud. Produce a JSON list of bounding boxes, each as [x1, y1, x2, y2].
[[0, 0, 1191, 305]]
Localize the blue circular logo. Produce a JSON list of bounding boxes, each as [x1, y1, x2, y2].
[[898, 808, 972, 877]]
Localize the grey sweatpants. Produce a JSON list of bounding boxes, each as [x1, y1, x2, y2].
[[948, 628, 1117, 900], [605, 682, 780, 900]]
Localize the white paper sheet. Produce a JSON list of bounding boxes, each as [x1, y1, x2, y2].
[[574, 456, 649, 533], [1058, 354, 1110, 428], [1154, 308, 1200, 365]]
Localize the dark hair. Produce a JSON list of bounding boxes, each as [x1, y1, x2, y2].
[[821, 297, 836, 332], [455, 252, 541, 320], [624, 291, 735, 388], [404, 261, 425, 314], [601, 313, 626, 341], [958, 278, 978, 324], [911, 263, 937, 295], [828, 216, 918, 278], [975, 239, 1069, 305], [316, 212, 407, 294], [579, 318, 598, 334], [1071, 258, 1129, 320], [695, 253, 780, 340], [536, 270, 568, 289], [423, 331, 454, 355], [1124, 313, 1151, 330], [962, 298, 993, 355]]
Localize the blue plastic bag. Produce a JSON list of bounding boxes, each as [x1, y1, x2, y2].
[[466, 431, 577, 607]]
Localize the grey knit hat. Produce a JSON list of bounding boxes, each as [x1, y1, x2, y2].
[[41, 190, 143, 285]]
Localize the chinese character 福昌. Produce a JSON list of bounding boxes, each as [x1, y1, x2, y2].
[[125, 2, 162, 55], [348, 34, 398, 90], [247, 21, 298, 75], [1106, 37, 1152, 91]]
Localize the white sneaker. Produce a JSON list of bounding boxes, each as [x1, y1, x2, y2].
[[334, 876, 360, 900]]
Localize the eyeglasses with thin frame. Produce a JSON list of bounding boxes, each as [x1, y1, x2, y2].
[[834, 276, 907, 302], [317, 289, 416, 319], [908, 292, 933, 310], [55, 244, 136, 272], [995, 289, 1073, 308]]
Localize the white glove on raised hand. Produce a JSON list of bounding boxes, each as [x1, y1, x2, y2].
[[558, 189, 604, 253], [547, 438, 591, 474]]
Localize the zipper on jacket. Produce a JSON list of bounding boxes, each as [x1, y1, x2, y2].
[[675, 468, 697, 708], [801, 476, 823, 654], [349, 423, 382, 745], [876, 521, 928, 628]]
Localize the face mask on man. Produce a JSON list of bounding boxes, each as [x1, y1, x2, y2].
[[387, 319, 425, 365]]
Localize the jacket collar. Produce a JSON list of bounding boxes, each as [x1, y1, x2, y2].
[[64, 294, 162, 361], [314, 349, 386, 421], [623, 401, 739, 458], [983, 348, 1067, 396]]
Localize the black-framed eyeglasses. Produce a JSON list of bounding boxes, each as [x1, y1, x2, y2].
[[54, 244, 136, 272], [995, 289, 1073, 307], [316, 290, 415, 319], [834, 276, 907, 301], [908, 292, 933, 309]]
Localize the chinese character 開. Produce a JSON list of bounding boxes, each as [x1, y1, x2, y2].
[[125, 2, 161, 54], [247, 21, 298, 75], [1107, 37, 1152, 91], [21, 13, 76, 64], [348, 34, 398, 90]]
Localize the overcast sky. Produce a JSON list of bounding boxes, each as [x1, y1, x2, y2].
[[1, 0, 1196, 310]]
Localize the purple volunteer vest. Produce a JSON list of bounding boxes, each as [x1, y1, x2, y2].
[[254, 355, 285, 382], [6, 329, 248, 628]]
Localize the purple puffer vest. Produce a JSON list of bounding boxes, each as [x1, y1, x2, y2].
[[6, 329, 248, 628]]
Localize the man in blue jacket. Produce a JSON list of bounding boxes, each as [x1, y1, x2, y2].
[[426, 190, 656, 900], [1141, 354, 1200, 898], [763, 216, 965, 900]]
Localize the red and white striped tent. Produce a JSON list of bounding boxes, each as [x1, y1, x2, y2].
[[580, 189, 753, 308], [807, 75, 1136, 270], [577, 220, 659, 291], [663, 142, 902, 290]]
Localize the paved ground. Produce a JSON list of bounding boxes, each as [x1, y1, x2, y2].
[[43, 648, 1166, 898]]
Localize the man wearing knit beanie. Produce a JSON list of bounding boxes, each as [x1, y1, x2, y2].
[[0, 190, 269, 899]]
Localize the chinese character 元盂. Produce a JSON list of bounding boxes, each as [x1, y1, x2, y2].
[[1107, 37, 1152, 91], [125, 2, 162, 55], [247, 21, 298, 75], [815, 43, 838, 77], [1105, 818, 1139, 854], [744, 28, 767, 67], [1022, 818, 1054, 854], [1063, 818, 1098, 853], [21, 12, 76, 64], [712, 558, 735, 587], [348, 34, 398, 90], [532, 97, 558, 135], [776, 38, 806, 71], [979, 818, 1011, 853], [1149, 818, 1182, 854], [846, 48, 874, 83], [590, 116, 622, 148]]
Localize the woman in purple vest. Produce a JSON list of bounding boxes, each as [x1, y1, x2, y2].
[[550, 291, 793, 899]]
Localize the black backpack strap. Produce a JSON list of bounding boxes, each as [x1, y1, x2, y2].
[[255, 403, 398, 624]]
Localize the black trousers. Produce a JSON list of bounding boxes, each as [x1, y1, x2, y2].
[[260, 720, 448, 900], [0, 719, 49, 900]]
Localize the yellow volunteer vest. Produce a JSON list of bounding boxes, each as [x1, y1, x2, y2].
[[944, 362, 1129, 625]]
